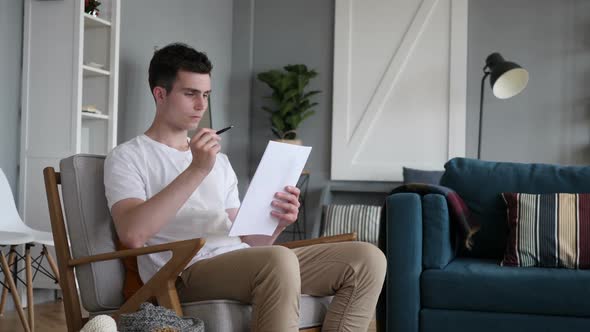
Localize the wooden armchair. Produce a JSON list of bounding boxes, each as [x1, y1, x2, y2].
[[43, 154, 356, 332]]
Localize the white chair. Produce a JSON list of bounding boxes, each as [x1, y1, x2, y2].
[[0, 231, 33, 332], [0, 168, 60, 332]]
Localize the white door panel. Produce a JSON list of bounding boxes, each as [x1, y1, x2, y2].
[[332, 0, 467, 181]]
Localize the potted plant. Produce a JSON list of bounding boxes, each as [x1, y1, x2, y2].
[[85, 0, 101, 16], [257, 64, 321, 145]]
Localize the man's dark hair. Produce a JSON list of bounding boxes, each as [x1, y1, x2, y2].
[[148, 43, 213, 93]]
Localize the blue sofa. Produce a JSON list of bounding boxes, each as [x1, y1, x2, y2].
[[381, 157, 590, 332]]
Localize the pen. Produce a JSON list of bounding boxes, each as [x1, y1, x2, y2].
[[215, 125, 234, 135]]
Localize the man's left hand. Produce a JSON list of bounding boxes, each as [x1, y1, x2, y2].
[[271, 186, 301, 229]]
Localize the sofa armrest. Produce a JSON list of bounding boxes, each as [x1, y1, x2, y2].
[[422, 194, 455, 269], [382, 193, 422, 332]]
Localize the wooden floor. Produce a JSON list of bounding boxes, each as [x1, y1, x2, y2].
[[0, 301, 67, 332], [0, 300, 377, 331]]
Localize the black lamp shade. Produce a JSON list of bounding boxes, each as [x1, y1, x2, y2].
[[485, 52, 529, 99]]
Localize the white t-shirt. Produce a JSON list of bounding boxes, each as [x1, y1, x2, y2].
[[104, 134, 250, 282]]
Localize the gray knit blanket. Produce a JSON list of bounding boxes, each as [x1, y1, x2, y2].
[[119, 302, 204, 332]]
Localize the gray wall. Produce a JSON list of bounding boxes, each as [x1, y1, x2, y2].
[[249, 0, 345, 241], [467, 0, 590, 164], [118, 0, 254, 196], [118, 0, 251, 186], [228, 0, 254, 195], [0, 0, 23, 196], [118, 0, 234, 137]]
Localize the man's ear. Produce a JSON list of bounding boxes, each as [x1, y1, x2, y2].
[[153, 86, 167, 103]]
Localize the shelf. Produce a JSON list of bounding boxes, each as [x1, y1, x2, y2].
[[83, 65, 110, 77], [84, 13, 111, 28], [82, 112, 109, 120]]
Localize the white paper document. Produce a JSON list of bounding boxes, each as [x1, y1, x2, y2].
[[229, 141, 312, 236]]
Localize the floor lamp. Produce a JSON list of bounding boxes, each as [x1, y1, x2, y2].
[[478, 52, 529, 159]]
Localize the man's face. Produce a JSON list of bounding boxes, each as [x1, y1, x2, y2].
[[157, 70, 211, 130]]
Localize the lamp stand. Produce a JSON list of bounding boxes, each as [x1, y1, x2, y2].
[[477, 71, 490, 159]]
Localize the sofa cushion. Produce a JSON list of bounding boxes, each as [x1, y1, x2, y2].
[[502, 193, 590, 268], [421, 309, 590, 332], [322, 204, 381, 245], [440, 158, 590, 259], [403, 167, 444, 185], [421, 258, 590, 317]]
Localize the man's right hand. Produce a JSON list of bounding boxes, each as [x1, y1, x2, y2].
[[189, 128, 221, 175]]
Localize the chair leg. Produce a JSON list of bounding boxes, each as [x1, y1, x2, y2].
[[0, 250, 31, 332], [42, 245, 60, 285], [26, 245, 35, 332], [0, 245, 17, 316]]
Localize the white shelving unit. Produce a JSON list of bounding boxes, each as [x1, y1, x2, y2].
[[20, 0, 120, 289]]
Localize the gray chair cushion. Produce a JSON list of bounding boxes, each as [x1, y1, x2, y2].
[[182, 295, 330, 331], [60, 154, 125, 311]]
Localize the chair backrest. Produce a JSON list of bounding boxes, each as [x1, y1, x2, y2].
[[0, 168, 31, 233], [56, 155, 126, 311]]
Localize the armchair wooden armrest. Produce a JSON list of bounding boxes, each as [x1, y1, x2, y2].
[[69, 238, 205, 319], [280, 233, 357, 249]]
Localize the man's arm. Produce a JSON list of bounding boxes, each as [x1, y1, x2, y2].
[[227, 186, 301, 247], [111, 129, 220, 249], [112, 165, 208, 248]]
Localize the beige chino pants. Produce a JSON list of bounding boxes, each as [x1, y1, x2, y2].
[[177, 241, 386, 332]]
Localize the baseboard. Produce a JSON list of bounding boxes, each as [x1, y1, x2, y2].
[[2, 288, 59, 314]]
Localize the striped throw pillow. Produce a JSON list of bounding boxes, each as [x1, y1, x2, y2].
[[501, 193, 590, 269], [322, 204, 382, 245]]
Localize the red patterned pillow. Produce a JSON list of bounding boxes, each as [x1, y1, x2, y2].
[[501, 193, 590, 268]]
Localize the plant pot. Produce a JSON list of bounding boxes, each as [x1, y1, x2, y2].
[[275, 139, 302, 146]]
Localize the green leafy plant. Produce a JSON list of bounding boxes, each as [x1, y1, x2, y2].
[[257, 64, 321, 140]]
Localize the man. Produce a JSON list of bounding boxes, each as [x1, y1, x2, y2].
[[104, 43, 386, 332]]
